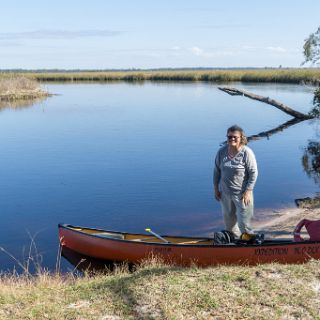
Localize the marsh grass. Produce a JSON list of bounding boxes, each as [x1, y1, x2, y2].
[[0, 256, 319, 319], [2, 68, 320, 84], [0, 75, 50, 101]]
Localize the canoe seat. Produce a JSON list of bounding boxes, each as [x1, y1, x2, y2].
[[96, 233, 124, 240]]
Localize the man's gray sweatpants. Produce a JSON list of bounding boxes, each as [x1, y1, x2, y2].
[[220, 192, 254, 237]]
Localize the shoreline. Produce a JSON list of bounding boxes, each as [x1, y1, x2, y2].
[[253, 206, 320, 239], [0, 89, 50, 101]]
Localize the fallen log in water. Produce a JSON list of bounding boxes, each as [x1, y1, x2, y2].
[[218, 87, 313, 119]]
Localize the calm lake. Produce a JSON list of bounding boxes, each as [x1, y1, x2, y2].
[[0, 82, 319, 272]]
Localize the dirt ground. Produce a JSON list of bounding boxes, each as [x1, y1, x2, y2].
[[253, 207, 320, 239]]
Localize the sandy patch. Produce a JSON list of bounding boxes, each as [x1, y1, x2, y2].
[[253, 207, 320, 239]]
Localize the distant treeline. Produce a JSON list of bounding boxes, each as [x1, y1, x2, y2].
[[0, 68, 319, 84]]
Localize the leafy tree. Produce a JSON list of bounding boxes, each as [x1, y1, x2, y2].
[[303, 26, 320, 65], [303, 27, 320, 117]]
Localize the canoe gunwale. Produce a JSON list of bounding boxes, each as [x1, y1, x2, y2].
[[58, 223, 320, 248]]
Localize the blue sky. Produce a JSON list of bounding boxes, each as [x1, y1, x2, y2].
[[1, 0, 319, 69]]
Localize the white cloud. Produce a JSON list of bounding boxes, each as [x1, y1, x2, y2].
[[190, 46, 204, 56], [266, 46, 287, 53], [189, 46, 237, 58]]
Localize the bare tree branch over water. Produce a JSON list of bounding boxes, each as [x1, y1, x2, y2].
[[218, 87, 313, 119]]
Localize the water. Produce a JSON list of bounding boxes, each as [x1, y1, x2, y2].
[[0, 82, 318, 272]]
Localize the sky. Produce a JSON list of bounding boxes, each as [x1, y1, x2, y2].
[[0, 0, 319, 70]]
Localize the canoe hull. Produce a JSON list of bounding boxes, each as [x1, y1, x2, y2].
[[58, 224, 320, 266]]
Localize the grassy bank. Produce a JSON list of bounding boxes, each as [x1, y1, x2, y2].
[[0, 259, 319, 319], [0, 75, 49, 102], [1, 68, 320, 84]]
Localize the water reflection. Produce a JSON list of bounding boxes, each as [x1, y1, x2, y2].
[[309, 88, 320, 118], [0, 96, 48, 111], [302, 140, 320, 185], [302, 91, 320, 187], [61, 246, 124, 274], [247, 118, 305, 142], [246, 118, 320, 188]]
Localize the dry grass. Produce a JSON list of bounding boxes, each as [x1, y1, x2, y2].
[[0, 258, 319, 319], [1, 68, 320, 84], [0, 75, 49, 101]]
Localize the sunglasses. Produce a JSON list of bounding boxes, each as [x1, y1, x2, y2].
[[227, 135, 240, 140]]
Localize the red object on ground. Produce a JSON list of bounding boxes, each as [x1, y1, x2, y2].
[[294, 219, 320, 242]]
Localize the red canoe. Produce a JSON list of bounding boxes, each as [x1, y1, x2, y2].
[[58, 224, 320, 267]]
